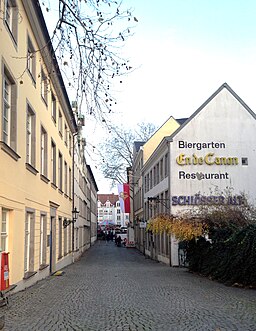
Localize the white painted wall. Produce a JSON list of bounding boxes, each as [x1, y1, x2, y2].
[[170, 87, 256, 214]]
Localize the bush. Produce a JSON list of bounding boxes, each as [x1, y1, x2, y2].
[[187, 224, 256, 287]]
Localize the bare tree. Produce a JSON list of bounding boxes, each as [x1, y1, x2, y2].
[[98, 122, 156, 186], [39, 0, 137, 119]]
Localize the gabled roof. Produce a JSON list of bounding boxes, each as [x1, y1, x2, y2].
[[98, 193, 119, 205], [168, 83, 256, 141]]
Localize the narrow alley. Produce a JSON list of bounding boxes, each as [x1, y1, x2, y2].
[[3, 242, 256, 331]]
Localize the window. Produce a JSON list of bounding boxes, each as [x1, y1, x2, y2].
[[24, 211, 35, 274], [68, 225, 72, 252], [51, 93, 56, 122], [63, 223, 67, 255], [58, 110, 63, 136], [68, 133, 72, 154], [51, 140, 56, 185], [41, 68, 48, 104], [64, 161, 67, 195], [2, 68, 17, 151], [64, 123, 68, 146], [1, 208, 9, 252], [58, 152, 63, 191], [4, 0, 18, 42], [150, 170, 153, 189], [58, 217, 62, 258], [160, 158, 163, 181], [117, 209, 120, 214], [242, 157, 248, 166], [164, 153, 168, 177], [69, 167, 72, 197], [39, 214, 47, 266], [41, 126, 47, 177], [26, 104, 36, 167], [156, 163, 159, 184], [27, 36, 36, 81]]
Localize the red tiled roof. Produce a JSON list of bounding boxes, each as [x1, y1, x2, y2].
[[97, 193, 119, 206]]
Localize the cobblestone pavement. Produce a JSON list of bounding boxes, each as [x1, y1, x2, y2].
[[2, 241, 256, 331]]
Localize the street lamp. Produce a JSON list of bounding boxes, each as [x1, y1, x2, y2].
[[147, 197, 170, 209], [63, 207, 79, 228]]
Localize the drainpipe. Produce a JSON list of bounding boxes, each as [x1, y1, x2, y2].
[[72, 132, 78, 263]]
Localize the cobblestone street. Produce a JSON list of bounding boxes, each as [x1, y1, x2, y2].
[[2, 241, 256, 331]]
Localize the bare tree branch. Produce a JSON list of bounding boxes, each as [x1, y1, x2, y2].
[[39, 0, 137, 120]]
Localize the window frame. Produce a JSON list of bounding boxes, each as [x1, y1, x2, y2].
[[2, 66, 17, 153], [27, 35, 36, 83], [51, 139, 56, 186], [4, 0, 18, 43], [40, 126, 48, 178], [41, 67, 48, 105], [26, 103, 36, 167], [39, 213, 47, 267], [1, 208, 9, 252]]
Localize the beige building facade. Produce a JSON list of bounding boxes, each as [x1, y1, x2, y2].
[[0, 0, 80, 292]]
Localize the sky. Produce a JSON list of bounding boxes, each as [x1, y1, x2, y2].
[[42, 1, 256, 193]]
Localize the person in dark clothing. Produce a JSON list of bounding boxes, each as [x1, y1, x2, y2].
[[116, 235, 122, 247]]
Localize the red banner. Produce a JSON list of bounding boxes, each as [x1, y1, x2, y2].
[[118, 183, 130, 213]]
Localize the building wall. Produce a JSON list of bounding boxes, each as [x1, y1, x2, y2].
[[0, 0, 76, 291], [170, 87, 256, 214], [133, 84, 256, 267]]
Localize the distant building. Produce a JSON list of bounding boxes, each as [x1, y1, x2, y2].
[[97, 194, 129, 227]]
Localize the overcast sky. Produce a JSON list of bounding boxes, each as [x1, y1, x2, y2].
[[42, 1, 256, 193]]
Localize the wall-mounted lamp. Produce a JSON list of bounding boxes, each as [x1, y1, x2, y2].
[[63, 207, 79, 228], [147, 197, 170, 209]]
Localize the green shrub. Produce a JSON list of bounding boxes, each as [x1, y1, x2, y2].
[[187, 224, 256, 287]]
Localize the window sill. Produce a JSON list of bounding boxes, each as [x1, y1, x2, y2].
[[51, 182, 57, 189], [23, 271, 37, 280], [58, 189, 63, 195], [26, 163, 38, 175], [39, 264, 49, 271], [40, 174, 50, 184], [0, 142, 20, 161]]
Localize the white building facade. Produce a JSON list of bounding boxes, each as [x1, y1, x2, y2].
[[97, 194, 130, 227], [137, 83, 256, 266]]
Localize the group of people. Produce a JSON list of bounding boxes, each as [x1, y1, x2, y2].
[[98, 229, 127, 247]]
